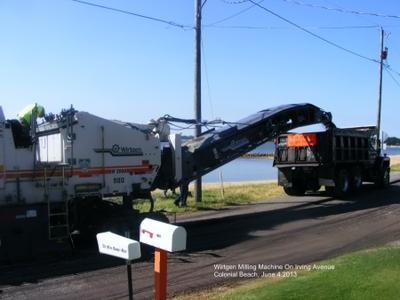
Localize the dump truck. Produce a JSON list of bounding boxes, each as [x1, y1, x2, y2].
[[273, 126, 390, 197]]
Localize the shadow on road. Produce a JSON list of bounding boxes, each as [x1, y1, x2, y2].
[[1, 183, 398, 287], [185, 184, 400, 252]]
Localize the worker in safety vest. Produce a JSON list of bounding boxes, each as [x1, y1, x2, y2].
[[17, 103, 45, 127]]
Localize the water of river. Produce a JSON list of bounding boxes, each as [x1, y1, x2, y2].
[[203, 143, 400, 183]]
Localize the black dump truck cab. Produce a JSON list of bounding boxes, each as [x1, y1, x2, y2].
[[274, 126, 390, 197]]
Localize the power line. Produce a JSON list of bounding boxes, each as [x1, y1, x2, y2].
[[323, 0, 380, 28], [324, 0, 400, 72], [384, 66, 400, 89], [206, 0, 264, 26], [279, 0, 400, 20], [206, 24, 379, 30], [247, 0, 379, 64], [385, 64, 400, 78], [220, 0, 249, 4], [71, 0, 191, 29], [202, 0, 209, 8], [201, 37, 215, 119]]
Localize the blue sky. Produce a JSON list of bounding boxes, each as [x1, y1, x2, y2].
[[1, 0, 400, 136]]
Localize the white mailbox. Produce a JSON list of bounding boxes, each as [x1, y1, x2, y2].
[[96, 231, 141, 260], [140, 218, 187, 252]]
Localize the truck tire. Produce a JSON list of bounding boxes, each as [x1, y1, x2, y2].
[[375, 166, 390, 188], [283, 183, 305, 196], [310, 182, 321, 192], [333, 169, 350, 198], [325, 186, 335, 195], [350, 166, 362, 193]]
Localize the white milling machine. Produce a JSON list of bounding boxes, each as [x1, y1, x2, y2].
[[0, 104, 332, 260]]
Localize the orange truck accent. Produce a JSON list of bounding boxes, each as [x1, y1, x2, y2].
[[287, 133, 317, 147]]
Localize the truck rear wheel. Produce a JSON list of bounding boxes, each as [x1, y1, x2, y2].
[[375, 167, 390, 188], [333, 169, 350, 198], [283, 183, 305, 196], [310, 183, 321, 192], [350, 166, 362, 193]]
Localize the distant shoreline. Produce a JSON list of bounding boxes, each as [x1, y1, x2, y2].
[[241, 152, 274, 159], [192, 179, 277, 189], [204, 154, 400, 185], [241, 148, 400, 160]]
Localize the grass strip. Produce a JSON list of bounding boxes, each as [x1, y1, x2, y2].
[[174, 246, 400, 300], [391, 164, 400, 172], [133, 182, 284, 214]]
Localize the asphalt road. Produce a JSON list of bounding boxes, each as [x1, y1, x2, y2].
[[1, 173, 400, 300]]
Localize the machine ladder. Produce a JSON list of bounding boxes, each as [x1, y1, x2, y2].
[[44, 164, 70, 241]]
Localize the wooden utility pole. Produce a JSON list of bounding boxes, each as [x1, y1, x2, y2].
[[376, 28, 387, 154], [194, 0, 202, 202]]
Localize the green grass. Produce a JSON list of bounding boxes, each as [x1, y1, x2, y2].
[[133, 160, 400, 214], [133, 182, 284, 214], [131, 158, 399, 215], [391, 164, 400, 172], [174, 246, 400, 300]]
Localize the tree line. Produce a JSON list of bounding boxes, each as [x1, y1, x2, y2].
[[385, 137, 400, 146]]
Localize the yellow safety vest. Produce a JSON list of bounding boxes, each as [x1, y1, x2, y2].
[[17, 103, 44, 125]]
